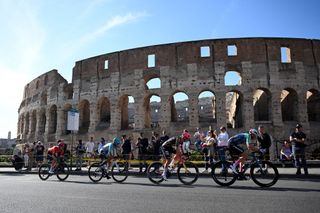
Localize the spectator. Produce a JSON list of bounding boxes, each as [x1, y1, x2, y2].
[[216, 126, 229, 172], [280, 141, 293, 167], [85, 137, 95, 167], [136, 133, 149, 173], [35, 141, 45, 168], [201, 130, 217, 173], [122, 135, 132, 162], [290, 124, 308, 175], [152, 133, 161, 160], [257, 125, 272, 161], [194, 127, 205, 152], [98, 137, 106, 153], [160, 130, 170, 145], [23, 143, 30, 170], [75, 140, 85, 171]]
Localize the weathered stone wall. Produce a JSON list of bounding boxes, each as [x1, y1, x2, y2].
[[17, 37, 320, 158]]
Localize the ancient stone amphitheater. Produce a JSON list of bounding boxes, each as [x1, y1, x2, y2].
[[17, 37, 320, 158]]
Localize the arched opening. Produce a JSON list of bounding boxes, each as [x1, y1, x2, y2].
[[31, 110, 37, 133], [36, 80, 39, 89], [41, 92, 47, 106], [97, 97, 111, 130], [38, 109, 46, 135], [20, 114, 25, 136], [63, 104, 72, 135], [49, 105, 57, 134], [170, 92, 189, 123], [226, 91, 243, 128], [78, 100, 90, 134], [281, 88, 298, 121], [307, 89, 320, 122], [225, 71, 242, 86], [253, 88, 271, 121], [63, 84, 73, 100], [146, 78, 161, 89], [144, 94, 161, 128], [198, 90, 216, 123], [25, 112, 30, 134], [119, 95, 135, 130], [44, 75, 48, 86]]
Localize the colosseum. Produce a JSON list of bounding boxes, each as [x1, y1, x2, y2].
[[17, 37, 320, 159]]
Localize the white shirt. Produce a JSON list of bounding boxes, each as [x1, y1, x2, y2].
[[217, 132, 229, 147], [86, 141, 95, 153]]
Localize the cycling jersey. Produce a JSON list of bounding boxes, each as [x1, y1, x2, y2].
[[161, 137, 178, 159], [228, 133, 253, 147], [99, 142, 118, 158], [48, 146, 64, 156]]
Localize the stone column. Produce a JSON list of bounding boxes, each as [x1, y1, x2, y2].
[[88, 102, 98, 134], [133, 96, 144, 130], [215, 91, 227, 128], [44, 108, 50, 143], [110, 97, 121, 131], [159, 94, 171, 129], [188, 93, 199, 128], [55, 107, 65, 139], [242, 89, 254, 130]]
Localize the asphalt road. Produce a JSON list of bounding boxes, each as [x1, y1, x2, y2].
[[0, 173, 319, 213]]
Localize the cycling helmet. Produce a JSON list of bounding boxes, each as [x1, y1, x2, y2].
[[113, 137, 121, 146], [249, 129, 258, 136]]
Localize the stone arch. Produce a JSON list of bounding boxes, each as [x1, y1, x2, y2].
[[146, 76, 161, 89], [63, 84, 73, 100], [225, 70, 242, 86], [40, 92, 47, 106], [198, 90, 216, 123], [63, 104, 72, 134], [48, 105, 57, 134], [25, 112, 30, 134], [31, 110, 37, 133], [307, 89, 320, 122], [170, 91, 189, 123], [38, 109, 46, 135], [78, 100, 90, 134], [96, 97, 111, 130], [119, 95, 135, 130], [253, 88, 272, 121], [226, 90, 243, 128], [281, 88, 298, 121], [44, 75, 48, 86], [143, 94, 161, 128], [20, 114, 25, 136]]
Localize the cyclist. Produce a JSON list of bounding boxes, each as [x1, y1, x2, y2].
[[228, 129, 259, 179], [160, 136, 184, 180], [98, 137, 122, 179], [47, 140, 65, 174]]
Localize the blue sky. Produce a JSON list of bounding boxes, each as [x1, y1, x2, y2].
[[0, 0, 319, 139]]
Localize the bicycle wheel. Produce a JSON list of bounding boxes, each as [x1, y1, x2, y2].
[[211, 161, 237, 186], [250, 161, 279, 187], [111, 161, 129, 183], [56, 162, 70, 181], [147, 162, 165, 184], [177, 162, 199, 185], [38, 164, 50, 181], [88, 163, 104, 183]]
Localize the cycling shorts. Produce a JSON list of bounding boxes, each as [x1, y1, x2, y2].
[[229, 143, 248, 156]]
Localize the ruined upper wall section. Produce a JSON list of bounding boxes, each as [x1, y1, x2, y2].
[[72, 37, 320, 83], [19, 69, 68, 112]]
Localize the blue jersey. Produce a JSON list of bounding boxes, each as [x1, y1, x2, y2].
[[99, 142, 118, 157], [228, 133, 252, 147]]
